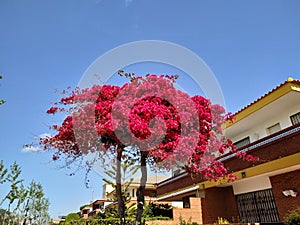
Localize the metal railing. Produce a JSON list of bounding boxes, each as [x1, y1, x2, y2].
[[219, 124, 300, 162]]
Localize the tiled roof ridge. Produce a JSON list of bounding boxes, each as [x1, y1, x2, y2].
[[233, 78, 300, 116]]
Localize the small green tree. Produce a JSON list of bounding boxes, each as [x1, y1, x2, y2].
[[64, 212, 81, 223], [0, 161, 50, 225], [21, 181, 50, 224], [0, 161, 8, 184], [103, 161, 139, 219], [0, 161, 23, 224]]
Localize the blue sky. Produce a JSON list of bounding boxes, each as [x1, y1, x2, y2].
[[1, 0, 300, 219]]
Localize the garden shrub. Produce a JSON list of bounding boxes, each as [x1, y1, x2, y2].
[[285, 208, 300, 225], [215, 217, 229, 224], [143, 203, 172, 219], [144, 216, 171, 221], [179, 215, 199, 225], [61, 218, 138, 225]]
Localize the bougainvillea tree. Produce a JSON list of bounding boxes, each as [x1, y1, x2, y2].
[[41, 72, 256, 225]]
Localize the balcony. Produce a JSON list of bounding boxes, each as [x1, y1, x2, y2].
[[157, 124, 300, 196], [222, 123, 300, 172]]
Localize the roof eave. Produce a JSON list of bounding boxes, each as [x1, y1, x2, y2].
[[225, 79, 300, 128]]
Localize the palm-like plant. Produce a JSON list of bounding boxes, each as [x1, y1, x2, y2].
[[102, 161, 139, 219]]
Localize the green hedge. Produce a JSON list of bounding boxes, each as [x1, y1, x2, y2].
[[144, 216, 171, 221], [60, 218, 137, 225], [60, 216, 171, 225]]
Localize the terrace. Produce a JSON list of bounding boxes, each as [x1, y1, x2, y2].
[[157, 123, 300, 198]]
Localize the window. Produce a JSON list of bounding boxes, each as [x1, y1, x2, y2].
[[132, 189, 135, 197], [183, 196, 190, 208], [290, 112, 300, 125], [173, 169, 181, 176], [267, 123, 281, 135], [234, 137, 250, 149], [173, 168, 185, 177]]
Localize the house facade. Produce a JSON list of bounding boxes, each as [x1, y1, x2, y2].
[[156, 78, 300, 224], [81, 176, 168, 218], [80, 200, 108, 218], [103, 175, 168, 206]]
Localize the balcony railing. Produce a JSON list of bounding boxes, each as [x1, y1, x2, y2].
[[158, 124, 300, 188], [219, 123, 300, 162]]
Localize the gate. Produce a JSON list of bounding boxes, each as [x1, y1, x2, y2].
[[236, 189, 280, 223]]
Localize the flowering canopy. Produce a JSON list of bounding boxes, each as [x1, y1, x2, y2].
[[41, 74, 256, 181]]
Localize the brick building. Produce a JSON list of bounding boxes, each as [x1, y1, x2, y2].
[[156, 78, 300, 224]]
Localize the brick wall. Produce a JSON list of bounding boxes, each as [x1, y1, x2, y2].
[[146, 197, 203, 225], [145, 220, 175, 225], [173, 197, 203, 224], [224, 126, 300, 173], [144, 189, 155, 197], [270, 169, 300, 221], [201, 186, 239, 224]]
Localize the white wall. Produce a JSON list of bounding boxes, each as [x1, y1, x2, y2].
[[102, 183, 115, 199], [232, 176, 272, 195], [229, 105, 300, 144], [172, 201, 184, 208]]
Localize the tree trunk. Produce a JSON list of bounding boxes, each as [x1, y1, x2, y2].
[[135, 152, 147, 225], [116, 147, 126, 225], [22, 200, 29, 225]]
